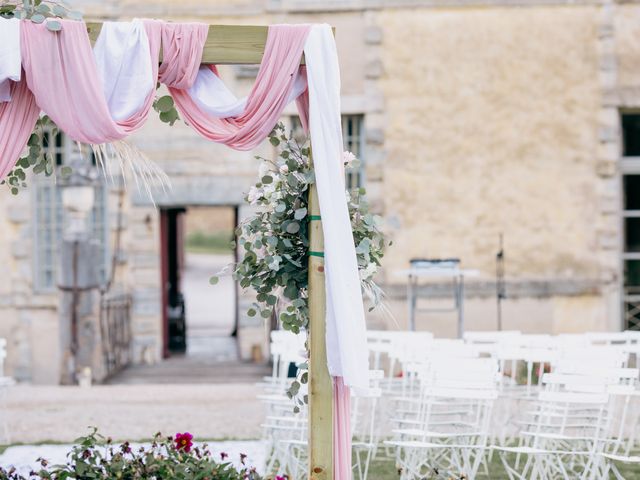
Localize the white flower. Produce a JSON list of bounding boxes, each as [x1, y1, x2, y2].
[[263, 183, 276, 198], [247, 186, 261, 205], [255, 246, 267, 260], [258, 161, 271, 178], [279, 164, 289, 174], [342, 150, 356, 166], [360, 262, 378, 281]]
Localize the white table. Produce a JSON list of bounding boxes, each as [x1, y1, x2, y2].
[[396, 267, 480, 337]]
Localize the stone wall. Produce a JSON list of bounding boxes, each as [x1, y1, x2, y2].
[[2, 0, 638, 382]]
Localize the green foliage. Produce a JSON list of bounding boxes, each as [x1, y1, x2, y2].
[[0, 116, 65, 194], [153, 94, 180, 126], [186, 231, 235, 254], [0, 1, 83, 25], [224, 123, 389, 407], [0, 429, 263, 480]]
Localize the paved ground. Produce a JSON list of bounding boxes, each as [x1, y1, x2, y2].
[[107, 252, 271, 384], [2, 384, 264, 445]]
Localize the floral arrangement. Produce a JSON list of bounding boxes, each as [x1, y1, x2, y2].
[[0, 429, 266, 480], [215, 123, 388, 405]]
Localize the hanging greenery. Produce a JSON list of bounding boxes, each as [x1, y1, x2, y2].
[[213, 123, 389, 407]]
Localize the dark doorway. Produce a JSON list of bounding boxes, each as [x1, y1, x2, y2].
[[160, 206, 238, 359]]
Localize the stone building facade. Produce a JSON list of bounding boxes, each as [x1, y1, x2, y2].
[[1, 0, 639, 383]]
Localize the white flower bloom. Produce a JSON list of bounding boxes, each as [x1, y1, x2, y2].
[[258, 161, 271, 178], [263, 183, 276, 198], [360, 262, 378, 281], [343, 150, 356, 166], [255, 246, 267, 260], [247, 186, 261, 205], [279, 164, 289, 174]]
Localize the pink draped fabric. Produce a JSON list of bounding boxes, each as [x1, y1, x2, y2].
[[0, 78, 39, 179], [159, 23, 208, 89], [334, 376, 352, 480], [167, 24, 311, 151], [20, 19, 163, 144]]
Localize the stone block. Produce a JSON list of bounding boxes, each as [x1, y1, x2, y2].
[[10, 240, 29, 259], [596, 159, 618, 178], [365, 59, 384, 79], [364, 25, 383, 45], [365, 127, 385, 145]]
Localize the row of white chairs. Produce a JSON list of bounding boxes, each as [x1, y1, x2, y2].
[[366, 329, 640, 479]]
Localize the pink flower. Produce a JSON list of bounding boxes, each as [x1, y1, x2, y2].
[[174, 432, 193, 453]]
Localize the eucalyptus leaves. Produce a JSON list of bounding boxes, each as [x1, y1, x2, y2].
[[0, 0, 82, 29], [223, 123, 387, 405], [0, 115, 72, 194]]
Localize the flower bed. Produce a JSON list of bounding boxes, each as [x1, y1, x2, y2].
[[0, 430, 270, 480]]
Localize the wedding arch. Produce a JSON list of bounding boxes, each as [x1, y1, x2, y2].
[[0, 17, 370, 480]]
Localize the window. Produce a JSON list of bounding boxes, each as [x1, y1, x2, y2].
[[33, 132, 109, 292], [620, 113, 640, 330], [622, 113, 640, 157], [289, 114, 365, 190], [342, 114, 364, 191]]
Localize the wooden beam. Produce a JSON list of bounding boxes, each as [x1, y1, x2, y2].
[[85, 23, 306, 65], [307, 177, 334, 480]]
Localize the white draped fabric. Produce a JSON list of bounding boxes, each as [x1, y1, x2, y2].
[[93, 19, 154, 121], [0, 18, 21, 102], [303, 25, 369, 390]]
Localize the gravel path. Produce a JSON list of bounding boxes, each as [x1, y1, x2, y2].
[[4, 384, 264, 444]]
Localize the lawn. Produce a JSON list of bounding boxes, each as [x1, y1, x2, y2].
[[185, 231, 235, 254], [367, 455, 640, 479]]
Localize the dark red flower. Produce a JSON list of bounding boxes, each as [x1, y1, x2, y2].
[[240, 453, 247, 464], [220, 451, 228, 460], [174, 432, 194, 453]]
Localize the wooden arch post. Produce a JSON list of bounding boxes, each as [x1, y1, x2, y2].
[[86, 23, 334, 480]]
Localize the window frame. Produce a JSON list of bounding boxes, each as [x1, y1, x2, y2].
[[32, 133, 110, 293]]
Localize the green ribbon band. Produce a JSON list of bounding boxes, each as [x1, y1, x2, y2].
[[309, 215, 322, 221], [309, 251, 325, 258]]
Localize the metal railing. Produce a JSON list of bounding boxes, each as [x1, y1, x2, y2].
[[99, 292, 132, 378]]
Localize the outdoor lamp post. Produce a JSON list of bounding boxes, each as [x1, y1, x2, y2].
[[58, 157, 100, 385]]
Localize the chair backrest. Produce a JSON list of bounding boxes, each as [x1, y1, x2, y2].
[[0, 338, 6, 377]]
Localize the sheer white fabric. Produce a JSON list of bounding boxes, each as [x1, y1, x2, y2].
[[189, 65, 308, 119], [304, 25, 368, 391], [93, 19, 154, 121], [0, 18, 21, 102]]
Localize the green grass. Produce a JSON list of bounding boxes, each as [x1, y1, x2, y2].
[[185, 231, 234, 255], [367, 455, 640, 479]]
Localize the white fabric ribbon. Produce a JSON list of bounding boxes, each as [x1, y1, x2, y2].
[[93, 19, 154, 121], [304, 25, 369, 391], [189, 65, 308, 119], [0, 18, 22, 102]]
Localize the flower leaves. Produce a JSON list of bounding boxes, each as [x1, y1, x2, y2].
[[0, 428, 264, 480]]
